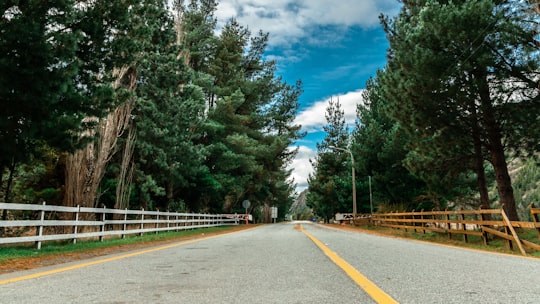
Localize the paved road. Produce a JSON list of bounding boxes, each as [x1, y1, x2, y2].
[[1, 222, 539, 303]]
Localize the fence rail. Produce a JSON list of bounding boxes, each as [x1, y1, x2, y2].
[[0, 202, 239, 249], [371, 206, 540, 256]]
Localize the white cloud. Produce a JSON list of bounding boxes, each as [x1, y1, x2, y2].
[[294, 89, 364, 132], [287, 145, 317, 192], [215, 0, 400, 47]]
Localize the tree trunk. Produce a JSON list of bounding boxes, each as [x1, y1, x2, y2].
[[114, 126, 136, 210], [487, 133, 519, 220], [471, 105, 490, 210], [3, 159, 15, 206], [63, 67, 136, 211], [476, 71, 519, 220], [474, 147, 490, 210], [262, 202, 271, 223], [166, 179, 174, 211], [0, 169, 3, 223]]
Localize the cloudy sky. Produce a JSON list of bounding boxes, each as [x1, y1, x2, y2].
[[213, 0, 401, 192]]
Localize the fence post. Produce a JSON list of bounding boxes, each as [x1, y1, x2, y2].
[[479, 207, 489, 246], [411, 209, 416, 233], [431, 209, 436, 234], [140, 208, 145, 237], [501, 206, 526, 256], [35, 201, 46, 250], [155, 209, 159, 235], [99, 205, 106, 242], [445, 209, 451, 239], [531, 203, 540, 241], [460, 208, 468, 243], [166, 210, 170, 232], [402, 211, 407, 232], [420, 209, 425, 234], [72, 205, 80, 244], [176, 214, 179, 231], [122, 208, 128, 239]]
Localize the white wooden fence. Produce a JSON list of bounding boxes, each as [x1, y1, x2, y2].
[[0, 202, 239, 249]]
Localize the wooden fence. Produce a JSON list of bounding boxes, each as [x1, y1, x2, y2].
[[0, 202, 239, 249], [371, 206, 540, 256]]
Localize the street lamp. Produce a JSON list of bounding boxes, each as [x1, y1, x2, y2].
[[329, 146, 356, 218]]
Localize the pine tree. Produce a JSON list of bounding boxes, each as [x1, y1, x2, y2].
[[62, 0, 172, 209], [0, 1, 130, 212], [182, 13, 303, 217], [307, 99, 351, 221], [352, 76, 430, 211], [379, 0, 539, 219]]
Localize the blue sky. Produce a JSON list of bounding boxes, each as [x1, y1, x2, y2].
[[213, 0, 401, 192]]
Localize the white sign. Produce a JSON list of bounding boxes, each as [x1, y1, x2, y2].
[[271, 207, 278, 219]]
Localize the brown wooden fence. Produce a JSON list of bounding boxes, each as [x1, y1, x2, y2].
[[371, 205, 540, 256]]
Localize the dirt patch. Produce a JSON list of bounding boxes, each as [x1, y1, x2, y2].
[[0, 225, 255, 274]]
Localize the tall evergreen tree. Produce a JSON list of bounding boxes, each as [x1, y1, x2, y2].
[[307, 99, 351, 221], [0, 1, 114, 165], [379, 0, 539, 219], [181, 14, 303, 216], [352, 77, 430, 211], [62, 0, 175, 209], [132, 13, 206, 211], [0, 1, 139, 211], [179, 0, 218, 73]]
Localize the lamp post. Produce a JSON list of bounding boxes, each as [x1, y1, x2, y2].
[[329, 146, 356, 218]]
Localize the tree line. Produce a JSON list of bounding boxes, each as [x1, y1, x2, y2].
[[0, 0, 303, 222], [307, 0, 539, 221]]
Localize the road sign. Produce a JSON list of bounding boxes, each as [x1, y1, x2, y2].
[[271, 207, 278, 219], [242, 200, 250, 225]]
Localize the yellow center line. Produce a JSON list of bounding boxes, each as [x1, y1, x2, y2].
[[0, 227, 257, 285], [299, 224, 399, 304]]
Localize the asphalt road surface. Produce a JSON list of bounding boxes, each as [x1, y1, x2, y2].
[[1, 221, 539, 303]]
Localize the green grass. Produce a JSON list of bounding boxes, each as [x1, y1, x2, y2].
[[352, 224, 540, 258], [0, 226, 237, 263]]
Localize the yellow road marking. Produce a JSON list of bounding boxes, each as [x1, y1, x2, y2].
[[0, 228, 255, 285], [299, 224, 399, 304]]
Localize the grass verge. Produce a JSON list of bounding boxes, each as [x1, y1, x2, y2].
[[0, 226, 243, 264], [344, 224, 540, 258]]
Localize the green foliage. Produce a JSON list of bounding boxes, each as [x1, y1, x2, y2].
[[1, 0, 301, 218], [307, 99, 351, 221], [508, 156, 540, 220], [179, 10, 303, 216], [375, 0, 539, 218], [133, 29, 207, 210], [351, 77, 432, 211], [7, 148, 64, 205], [0, 0, 118, 173]]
